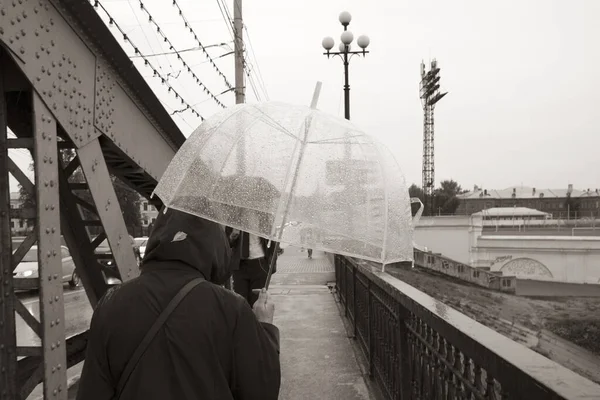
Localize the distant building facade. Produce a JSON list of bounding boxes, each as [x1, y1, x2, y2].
[[456, 185, 600, 218], [9, 192, 33, 235], [139, 199, 159, 229]]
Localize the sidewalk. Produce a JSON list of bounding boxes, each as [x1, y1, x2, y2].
[[271, 247, 372, 399]]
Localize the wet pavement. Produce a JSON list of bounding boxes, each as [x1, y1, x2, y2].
[[271, 247, 373, 399], [20, 247, 375, 399]]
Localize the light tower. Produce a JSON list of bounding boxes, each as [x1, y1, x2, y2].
[[420, 59, 448, 216]]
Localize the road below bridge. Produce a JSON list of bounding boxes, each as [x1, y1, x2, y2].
[[16, 287, 91, 400]]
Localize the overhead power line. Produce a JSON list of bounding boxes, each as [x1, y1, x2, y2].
[[171, 0, 234, 91], [136, 0, 226, 108], [92, 0, 205, 120]]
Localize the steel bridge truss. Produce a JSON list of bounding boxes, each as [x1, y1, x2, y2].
[[0, 0, 186, 398]]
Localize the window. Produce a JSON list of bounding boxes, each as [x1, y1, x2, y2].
[[458, 265, 465, 273], [502, 279, 512, 287], [19, 220, 24, 228], [473, 270, 480, 278], [143, 202, 148, 211]]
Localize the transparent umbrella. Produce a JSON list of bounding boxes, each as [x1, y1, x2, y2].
[[153, 84, 421, 285]]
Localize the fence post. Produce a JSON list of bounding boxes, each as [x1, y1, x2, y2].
[[345, 260, 349, 317], [397, 304, 411, 400], [353, 264, 357, 338], [367, 278, 374, 377]]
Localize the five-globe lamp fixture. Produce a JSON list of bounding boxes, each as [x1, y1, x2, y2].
[[322, 11, 370, 121]]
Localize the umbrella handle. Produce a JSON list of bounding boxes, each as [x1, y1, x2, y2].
[[263, 241, 279, 290], [251, 241, 280, 294]]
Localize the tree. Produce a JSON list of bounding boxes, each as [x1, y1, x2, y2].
[[565, 193, 581, 219], [112, 176, 142, 234], [408, 179, 466, 216]]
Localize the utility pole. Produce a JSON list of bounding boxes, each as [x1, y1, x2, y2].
[[234, 0, 245, 175], [234, 0, 245, 105]]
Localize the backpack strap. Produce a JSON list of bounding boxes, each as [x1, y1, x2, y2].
[[115, 277, 205, 398]]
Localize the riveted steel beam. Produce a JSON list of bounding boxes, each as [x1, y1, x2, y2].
[[0, 57, 18, 400], [58, 159, 107, 307], [33, 93, 67, 399], [76, 138, 139, 282], [0, 0, 182, 183]]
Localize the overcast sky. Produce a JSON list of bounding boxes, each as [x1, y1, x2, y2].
[[8, 0, 599, 193]]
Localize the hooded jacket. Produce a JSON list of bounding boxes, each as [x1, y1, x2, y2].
[[76, 208, 281, 400]]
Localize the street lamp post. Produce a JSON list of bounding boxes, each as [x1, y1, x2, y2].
[[322, 11, 370, 122], [322, 12, 370, 239]]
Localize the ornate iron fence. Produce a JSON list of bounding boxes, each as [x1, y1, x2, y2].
[[334, 255, 600, 400]]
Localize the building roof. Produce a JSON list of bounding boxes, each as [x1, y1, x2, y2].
[[473, 207, 550, 217], [458, 186, 600, 200]]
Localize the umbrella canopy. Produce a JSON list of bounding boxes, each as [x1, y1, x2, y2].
[[153, 101, 416, 265]]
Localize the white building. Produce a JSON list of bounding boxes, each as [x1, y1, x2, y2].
[[139, 199, 159, 228]]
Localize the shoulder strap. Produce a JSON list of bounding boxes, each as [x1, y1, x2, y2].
[[115, 277, 205, 398]]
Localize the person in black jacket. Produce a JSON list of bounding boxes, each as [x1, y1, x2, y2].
[[76, 208, 281, 400], [226, 210, 279, 307]]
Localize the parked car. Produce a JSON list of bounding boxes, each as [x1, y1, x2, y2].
[[95, 235, 141, 278], [13, 245, 80, 289]]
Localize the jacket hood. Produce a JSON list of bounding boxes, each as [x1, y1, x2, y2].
[[141, 207, 233, 285]]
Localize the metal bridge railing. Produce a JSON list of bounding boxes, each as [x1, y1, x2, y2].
[[334, 255, 600, 400]]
